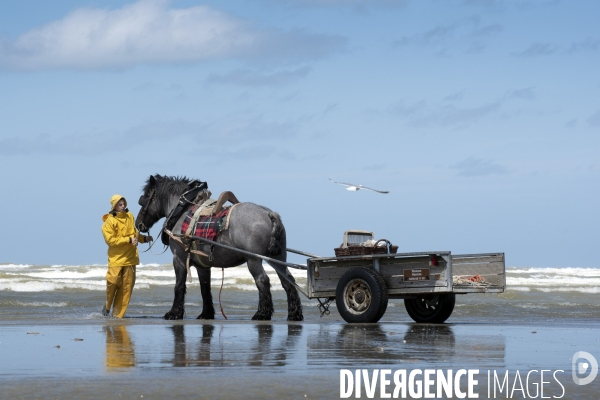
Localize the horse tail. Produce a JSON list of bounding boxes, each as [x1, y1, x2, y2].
[[267, 212, 284, 256]]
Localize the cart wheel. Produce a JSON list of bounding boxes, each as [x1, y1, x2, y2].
[[336, 267, 388, 323], [404, 294, 455, 323]]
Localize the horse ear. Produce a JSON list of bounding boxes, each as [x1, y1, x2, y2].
[[149, 175, 156, 187]]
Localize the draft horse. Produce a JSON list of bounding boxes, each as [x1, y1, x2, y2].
[[135, 175, 303, 321]]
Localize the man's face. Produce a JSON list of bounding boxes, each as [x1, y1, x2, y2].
[[115, 199, 126, 212]]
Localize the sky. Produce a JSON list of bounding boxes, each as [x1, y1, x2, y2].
[[0, 0, 598, 267]]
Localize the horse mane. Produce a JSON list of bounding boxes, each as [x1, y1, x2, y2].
[[142, 174, 198, 197]]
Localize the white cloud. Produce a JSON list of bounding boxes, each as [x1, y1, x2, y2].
[[567, 37, 600, 54], [512, 43, 559, 57], [506, 87, 536, 100], [392, 100, 501, 127], [444, 91, 464, 102], [0, 0, 345, 71], [391, 87, 536, 127], [587, 110, 600, 127], [265, 0, 404, 7], [513, 38, 600, 57], [459, 0, 559, 10], [0, 120, 202, 155], [212, 117, 298, 141], [451, 157, 510, 177], [207, 67, 311, 86], [392, 15, 503, 53], [0, 116, 297, 156]]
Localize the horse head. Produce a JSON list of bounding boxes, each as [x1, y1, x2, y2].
[[136, 174, 163, 233]]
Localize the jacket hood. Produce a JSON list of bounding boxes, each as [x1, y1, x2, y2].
[[110, 194, 127, 211]]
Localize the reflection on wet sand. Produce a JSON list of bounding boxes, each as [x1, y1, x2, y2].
[[104, 323, 505, 372], [401, 325, 456, 360], [170, 324, 214, 367], [105, 325, 136, 369], [163, 323, 303, 368], [308, 324, 505, 368]]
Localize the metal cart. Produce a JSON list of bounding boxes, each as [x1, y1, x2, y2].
[[174, 232, 505, 323]]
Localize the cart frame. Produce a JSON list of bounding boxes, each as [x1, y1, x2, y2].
[[171, 233, 505, 323]]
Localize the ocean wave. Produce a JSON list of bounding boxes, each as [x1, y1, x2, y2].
[[9, 270, 106, 279], [0, 281, 62, 292], [1, 301, 70, 307], [0, 280, 150, 292], [0, 263, 307, 281], [508, 287, 531, 292], [537, 287, 600, 294], [2, 263, 594, 293], [0, 264, 32, 270], [49, 263, 105, 268], [507, 276, 600, 287], [507, 267, 600, 276], [137, 270, 176, 278]]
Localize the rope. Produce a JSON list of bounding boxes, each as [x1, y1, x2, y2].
[[218, 268, 228, 320], [140, 226, 169, 255], [453, 275, 492, 286], [185, 253, 193, 283]]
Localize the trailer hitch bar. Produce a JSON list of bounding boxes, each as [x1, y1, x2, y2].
[[169, 232, 311, 298]]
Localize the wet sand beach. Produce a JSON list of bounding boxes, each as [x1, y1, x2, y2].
[[1, 320, 599, 399]]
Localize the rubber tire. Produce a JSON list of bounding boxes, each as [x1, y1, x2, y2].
[[404, 293, 455, 324], [336, 267, 388, 323]]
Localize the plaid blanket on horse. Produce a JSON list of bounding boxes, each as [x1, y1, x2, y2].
[[180, 205, 231, 241]]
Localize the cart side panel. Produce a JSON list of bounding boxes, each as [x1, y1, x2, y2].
[[308, 259, 374, 297], [382, 255, 453, 295], [452, 253, 505, 293], [308, 253, 453, 298]]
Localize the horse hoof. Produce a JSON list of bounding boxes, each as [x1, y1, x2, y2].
[[287, 314, 304, 321], [251, 313, 272, 321], [197, 312, 215, 320], [164, 312, 183, 320]]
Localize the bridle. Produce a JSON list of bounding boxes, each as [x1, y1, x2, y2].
[[137, 179, 207, 255], [136, 186, 169, 254], [136, 187, 155, 233]]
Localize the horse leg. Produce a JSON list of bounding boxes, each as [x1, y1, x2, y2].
[[273, 265, 304, 321], [164, 255, 187, 320], [196, 266, 215, 320], [247, 258, 274, 320]]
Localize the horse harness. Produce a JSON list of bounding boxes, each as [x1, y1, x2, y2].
[[136, 186, 155, 234], [161, 186, 240, 282], [160, 180, 209, 246]]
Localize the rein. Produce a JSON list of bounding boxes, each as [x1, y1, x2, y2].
[[139, 226, 169, 255], [136, 187, 155, 233], [218, 268, 228, 320], [137, 187, 168, 254], [138, 179, 209, 260]]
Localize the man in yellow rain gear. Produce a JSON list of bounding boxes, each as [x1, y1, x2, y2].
[[101, 194, 153, 318]]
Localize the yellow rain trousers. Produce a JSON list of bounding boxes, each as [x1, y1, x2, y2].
[[105, 325, 136, 368], [106, 265, 136, 318], [102, 194, 149, 318]]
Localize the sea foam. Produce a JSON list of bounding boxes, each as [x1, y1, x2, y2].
[[0, 263, 597, 293]]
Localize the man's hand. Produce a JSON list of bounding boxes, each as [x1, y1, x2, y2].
[[147, 235, 154, 242]]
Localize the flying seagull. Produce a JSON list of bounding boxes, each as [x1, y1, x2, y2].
[[329, 178, 389, 194]]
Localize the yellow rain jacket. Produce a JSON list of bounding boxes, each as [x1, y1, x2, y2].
[[101, 194, 148, 267]]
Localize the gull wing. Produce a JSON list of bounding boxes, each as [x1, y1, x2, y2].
[[329, 178, 389, 194], [356, 185, 389, 194], [329, 178, 355, 187]]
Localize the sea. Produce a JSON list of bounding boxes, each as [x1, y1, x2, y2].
[[1, 262, 600, 325], [2, 263, 600, 399]]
